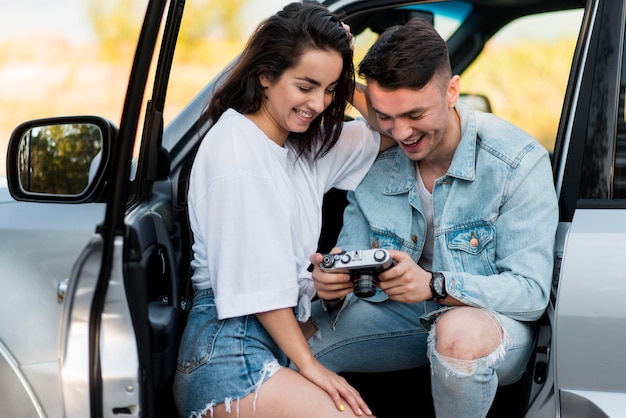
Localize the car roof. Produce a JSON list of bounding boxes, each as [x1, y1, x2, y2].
[[324, 0, 586, 28]]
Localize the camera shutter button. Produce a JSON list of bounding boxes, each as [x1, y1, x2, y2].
[[373, 249, 386, 261], [341, 253, 351, 263]]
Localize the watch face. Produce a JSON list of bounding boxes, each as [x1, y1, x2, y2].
[[434, 275, 444, 294], [432, 273, 446, 300]]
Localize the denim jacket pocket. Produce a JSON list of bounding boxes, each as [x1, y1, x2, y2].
[[444, 223, 496, 275]]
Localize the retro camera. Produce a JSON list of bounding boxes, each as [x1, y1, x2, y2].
[[320, 249, 395, 298]]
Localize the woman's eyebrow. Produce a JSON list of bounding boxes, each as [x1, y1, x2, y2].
[[296, 77, 321, 86]]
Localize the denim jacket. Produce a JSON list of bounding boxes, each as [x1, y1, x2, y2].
[[337, 102, 558, 321]]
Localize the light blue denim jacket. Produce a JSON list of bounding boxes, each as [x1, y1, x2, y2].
[[337, 102, 558, 321]]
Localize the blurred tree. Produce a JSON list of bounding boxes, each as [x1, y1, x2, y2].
[[88, 0, 248, 63], [87, 0, 143, 61], [175, 0, 248, 64], [19, 124, 102, 194]]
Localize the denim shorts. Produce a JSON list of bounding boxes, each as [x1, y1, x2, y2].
[[173, 288, 288, 417]]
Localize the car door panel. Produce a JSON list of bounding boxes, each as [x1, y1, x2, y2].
[[0, 200, 105, 417], [555, 208, 626, 395], [100, 235, 141, 417], [59, 198, 182, 417], [124, 195, 180, 398], [0, 202, 105, 365], [59, 234, 111, 417]]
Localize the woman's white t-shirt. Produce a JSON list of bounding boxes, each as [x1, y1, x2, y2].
[[188, 109, 380, 321]]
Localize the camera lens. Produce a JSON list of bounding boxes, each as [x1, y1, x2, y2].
[[353, 274, 377, 298]]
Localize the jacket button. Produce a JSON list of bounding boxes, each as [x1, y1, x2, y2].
[[412, 234, 418, 243], [372, 238, 379, 248], [470, 232, 478, 247]]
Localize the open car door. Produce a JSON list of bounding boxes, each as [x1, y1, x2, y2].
[[59, 1, 187, 416], [5, 0, 187, 416]]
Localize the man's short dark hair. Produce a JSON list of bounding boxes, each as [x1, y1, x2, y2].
[[359, 17, 451, 90]]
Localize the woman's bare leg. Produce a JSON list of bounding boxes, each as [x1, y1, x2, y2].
[[210, 368, 375, 418]]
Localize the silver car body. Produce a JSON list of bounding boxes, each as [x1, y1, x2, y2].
[[0, 176, 105, 416]]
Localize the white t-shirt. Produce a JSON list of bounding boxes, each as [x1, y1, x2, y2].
[[415, 167, 434, 272], [188, 109, 380, 321]]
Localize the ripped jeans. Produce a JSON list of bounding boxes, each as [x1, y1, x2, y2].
[[173, 288, 287, 418], [308, 294, 535, 418]]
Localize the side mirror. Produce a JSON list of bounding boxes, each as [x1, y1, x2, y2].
[[6, 116, 117, 203]]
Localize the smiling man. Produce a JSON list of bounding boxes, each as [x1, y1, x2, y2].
[[308, 17, 559, 417]]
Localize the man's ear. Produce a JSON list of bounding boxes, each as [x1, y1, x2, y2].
[[447, 75, 461, 108]]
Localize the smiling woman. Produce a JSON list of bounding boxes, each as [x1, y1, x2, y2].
[[172, 3, 386, 417]]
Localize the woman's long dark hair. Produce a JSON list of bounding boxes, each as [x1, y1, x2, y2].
[[204, 2, 354, 161]]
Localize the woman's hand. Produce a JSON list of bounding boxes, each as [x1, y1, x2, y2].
[[256, 308, 372, 415], [298, 357, 372, 416]]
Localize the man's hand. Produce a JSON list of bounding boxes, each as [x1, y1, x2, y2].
[[310, 247, 354, 301], [377, 249, 433, 303]]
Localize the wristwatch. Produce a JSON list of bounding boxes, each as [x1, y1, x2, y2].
[[430, 272, 447, 303]]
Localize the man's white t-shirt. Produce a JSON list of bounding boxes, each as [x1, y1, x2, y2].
[[188, 109, 380, 321], [415, 167, 434, 272]]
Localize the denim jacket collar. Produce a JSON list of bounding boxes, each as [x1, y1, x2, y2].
[[383, 101, 477, 195]]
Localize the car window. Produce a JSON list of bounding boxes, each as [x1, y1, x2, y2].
[[461, 10, 584, 153]]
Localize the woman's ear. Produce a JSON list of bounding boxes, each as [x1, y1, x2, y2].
[[258, 70, 271, 88]]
